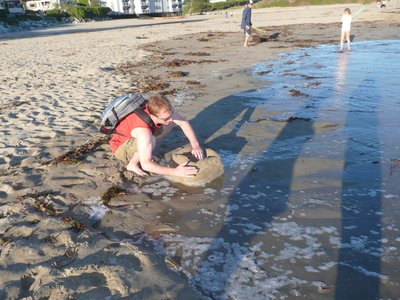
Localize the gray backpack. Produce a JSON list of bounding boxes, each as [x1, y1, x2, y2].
[[100, 93, 155, 134]]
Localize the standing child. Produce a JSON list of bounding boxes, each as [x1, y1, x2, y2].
[[340, 8, 352, 52]]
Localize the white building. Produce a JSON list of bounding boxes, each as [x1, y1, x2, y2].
[[133, 0, 182, 15], [25, 0, 72, 11], [25, 0, 55, 11], [100, 0, 134, 14], [100, 0, 182, 15]]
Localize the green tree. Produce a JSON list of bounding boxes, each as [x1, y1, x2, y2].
[[183, 0, 211, 14]]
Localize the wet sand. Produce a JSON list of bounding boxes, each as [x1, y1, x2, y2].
[[1, 3, 400, 299]]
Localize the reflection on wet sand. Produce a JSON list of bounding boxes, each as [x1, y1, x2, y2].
[[335, 51, 350, 92]]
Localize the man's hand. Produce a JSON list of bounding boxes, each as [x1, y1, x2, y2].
[[174, 162, 198, 177], [191, 146, 204, 160]]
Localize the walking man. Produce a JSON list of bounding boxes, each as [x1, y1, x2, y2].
[[241, 0, 253, 47]]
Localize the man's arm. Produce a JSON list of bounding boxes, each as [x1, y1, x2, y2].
[[172, 113, 204, 160], [133, 127, 198, 177]]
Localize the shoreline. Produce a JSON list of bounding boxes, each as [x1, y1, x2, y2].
[[1, 4, 400, 299]]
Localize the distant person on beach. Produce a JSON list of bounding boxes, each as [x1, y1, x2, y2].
[[340, 8, 352, 52], [376, 0, 386, 8], [110, 95, 204, 177], [241, 0, 253, 48]]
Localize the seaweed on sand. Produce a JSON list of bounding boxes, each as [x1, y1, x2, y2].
[[34, 199, 57, 216], [163, 59, 219, 68], [62, 216, 87, 232], [289, 89, 309, 97], [0, 101, 29, 111], [41, 136, 109, 166], [256, 70, 272, 76], [160, 89, 177, 96], [168, 71, 188, 78], [184, 52, 210, 56], [120, 75, 170, 93], [186, 80, 201, 85], [18, 190, 89, 232], [102, 186, 127, 207]]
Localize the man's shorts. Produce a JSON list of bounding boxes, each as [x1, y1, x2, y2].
[[114, 138, 138, 164], [113, 126, 165, 164], [244, 27, 251, 36]]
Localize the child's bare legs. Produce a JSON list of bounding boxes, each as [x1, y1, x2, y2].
[[340, 31, 351, 52], [340, 31, 345, 51], [345, 31, 351, 50]]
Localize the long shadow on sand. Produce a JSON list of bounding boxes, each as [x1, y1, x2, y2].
[[0, 19, 205, 40], [335, 78, 382, 299], [170, 88, 318, 298], [173, 49, 383, 298]]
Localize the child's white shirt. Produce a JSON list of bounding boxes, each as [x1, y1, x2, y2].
[[341, 14, 352, 32]]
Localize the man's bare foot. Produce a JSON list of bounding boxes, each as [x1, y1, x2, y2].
[[244, 44, 249, 48], [127, 164, 148, 176]]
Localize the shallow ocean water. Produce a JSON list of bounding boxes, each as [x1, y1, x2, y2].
[[126, 41, 400, 299]]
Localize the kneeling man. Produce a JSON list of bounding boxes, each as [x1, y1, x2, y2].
[[110, 95, 204, 177]]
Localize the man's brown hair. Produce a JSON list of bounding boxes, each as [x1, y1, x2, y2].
[[147, 95, 173, 116]]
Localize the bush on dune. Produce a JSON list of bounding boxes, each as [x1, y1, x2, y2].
[[210, 0, 248, 11], [184, 0, 375, 14], [45, 9, 71, 21], [0, 9, 7, 21], [65, 5, 111, 21]]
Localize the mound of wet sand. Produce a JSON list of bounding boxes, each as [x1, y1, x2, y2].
[[165, 145, 224, 187]]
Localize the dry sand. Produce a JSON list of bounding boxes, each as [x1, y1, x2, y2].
[[0, 3, 399, 299]]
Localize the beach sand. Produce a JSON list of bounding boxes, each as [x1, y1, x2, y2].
[[1, 3, 399, 299]]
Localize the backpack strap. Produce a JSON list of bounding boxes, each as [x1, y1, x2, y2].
[[134, 107, 156, 132]]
